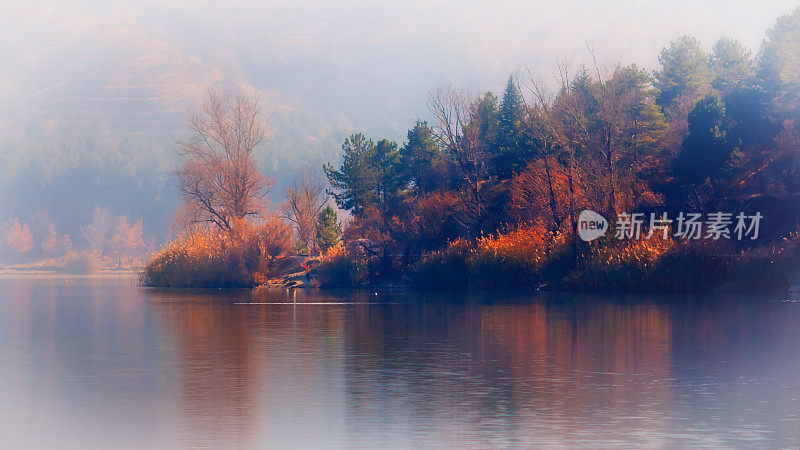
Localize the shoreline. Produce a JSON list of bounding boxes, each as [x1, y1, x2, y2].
[[0, 269, 138, 279]]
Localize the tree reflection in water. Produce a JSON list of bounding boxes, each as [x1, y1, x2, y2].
[[1, 278, 799, 447]]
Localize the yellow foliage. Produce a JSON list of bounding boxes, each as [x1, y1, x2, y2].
[[475, 222, 566, 267], [581, 235, 674, 270]]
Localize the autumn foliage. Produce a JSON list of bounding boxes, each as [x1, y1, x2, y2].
[[1, 207, 144, 272], [139, 10, 800, 290], [408, 224, 568, 289], [404, 224, 800, 291], [141, 217, 293, 288], [319, 12, 800, 291]]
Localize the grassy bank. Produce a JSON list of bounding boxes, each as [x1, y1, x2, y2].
[[141, 219, 800, 292], [317, 225, 800, 292], [139, 218, 292, 288]]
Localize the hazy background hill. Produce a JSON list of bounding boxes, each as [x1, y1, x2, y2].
[[1, 0, 799, 260]]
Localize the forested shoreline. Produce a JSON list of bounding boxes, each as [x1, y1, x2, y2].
[[143, 8, 800, 291]]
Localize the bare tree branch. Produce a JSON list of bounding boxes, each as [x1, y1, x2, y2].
[[175, 88, 274, 231]]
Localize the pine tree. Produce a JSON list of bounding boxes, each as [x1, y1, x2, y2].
[[373, 139, 404, 211], [315, 205, 342, 252], [493, 76, 528, 178], [475, 92, 499, 151], [710, 38, 753, 94], [674, 94, 741, 192], [758, 7, 800, 96], [654, 35, 710, 110], [499, 76, 525, 137], [323, 133, 379, 215], [400, 120, 444, 195]]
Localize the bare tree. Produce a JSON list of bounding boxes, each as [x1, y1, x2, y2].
[[428, 85, 491, 233], [81, 205, 112, 256], [175, 88, 273, 231], [110, 216, 145, 266], [283, 169, 328, 253], [521, 56, 666, 256]]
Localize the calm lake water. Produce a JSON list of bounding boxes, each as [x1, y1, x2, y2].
[[1, 276, 800, 448]]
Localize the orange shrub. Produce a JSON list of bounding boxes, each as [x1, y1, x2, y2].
[[578, 235, 673, 271], [255, 214, 294, 271], [409, 224, 566, 289], [140, 217, 294, 288], [565, 236, 756, 291], [477, 222, 565, 265]]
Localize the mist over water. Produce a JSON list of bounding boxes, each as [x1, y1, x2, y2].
[[1, 276, 799, 447], [4, 2, 800, 447]]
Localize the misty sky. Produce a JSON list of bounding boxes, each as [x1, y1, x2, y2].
[[2, 0, 799, 142]]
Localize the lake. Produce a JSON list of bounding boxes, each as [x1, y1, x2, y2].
[[1, 275, 799, 448]]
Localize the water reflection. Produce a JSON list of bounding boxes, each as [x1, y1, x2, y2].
[[0, 277, 799, 447]]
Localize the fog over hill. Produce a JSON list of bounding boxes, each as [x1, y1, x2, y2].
[[1, 0, 798, 257]]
